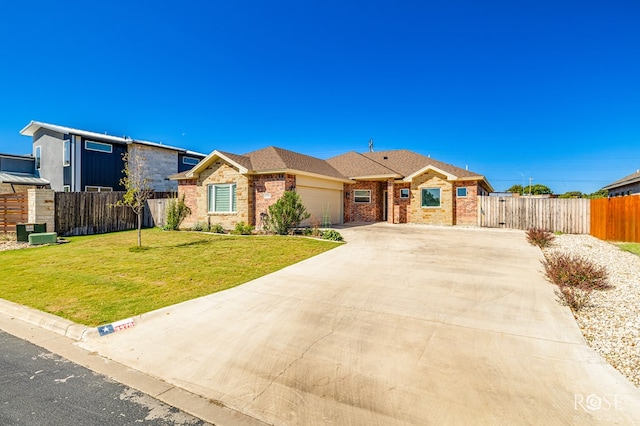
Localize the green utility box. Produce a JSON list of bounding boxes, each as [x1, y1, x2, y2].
[[28, 232, 57, 245], [16, 223, 47, 242]]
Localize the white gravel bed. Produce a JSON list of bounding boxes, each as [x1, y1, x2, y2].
[[0, 240, 31, 251], [543, 234, 640, 387]]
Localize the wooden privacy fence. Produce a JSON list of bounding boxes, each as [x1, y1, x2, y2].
[[55, 192, 174, 236], [478, 196, 590, 234], [0, 192, 28, 233], [590, 195, 640, 242]]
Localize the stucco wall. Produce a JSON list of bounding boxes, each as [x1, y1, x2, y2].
[[33, 128, 65, 191]]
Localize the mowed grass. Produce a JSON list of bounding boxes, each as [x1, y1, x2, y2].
[[0, 229, 339, 326], [618, 242, 640, 256]]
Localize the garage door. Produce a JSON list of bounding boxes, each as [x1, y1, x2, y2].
[[296, 176, 343, 226]]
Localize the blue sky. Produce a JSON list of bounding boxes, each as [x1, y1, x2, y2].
[[1, 1, 638, 193]]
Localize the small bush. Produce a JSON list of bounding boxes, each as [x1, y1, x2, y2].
[[322, 229, 343, 241], [232, 222, 254, 235], [209, 223, 225, 234], [263, 191, 310, 235], [526, 228, 555, 248], [542, 252, 611, 311], [191, 222, 206, 231], [163, 194, 191, 231]]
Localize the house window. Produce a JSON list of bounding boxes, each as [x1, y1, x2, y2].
[[400, 188, 410, 199], [354, 189, 371, 203], [35, 146, 41, 170], [85, 186, 113, 192], [85, 140, 113, 153], [182, 156, 200, 166], [457, 187, 467, 197], [421, 188, 441, 207], [208, 183, 237, 213], [63, 185, 71, 192], [63, 140, 70, 166]]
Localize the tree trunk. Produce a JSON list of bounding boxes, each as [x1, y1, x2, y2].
[[137, 211, 142, 247]]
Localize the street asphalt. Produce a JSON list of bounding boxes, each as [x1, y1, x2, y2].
[[1, 223, 639, 425]]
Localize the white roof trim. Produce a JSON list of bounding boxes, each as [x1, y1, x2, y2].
[[20, 120, 196, 154], [186, 150, 249, 178], [403, 165, 458, 182]]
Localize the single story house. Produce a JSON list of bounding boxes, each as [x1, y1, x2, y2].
[[602, 170, 640, 197], [171, 146, 493, 229]]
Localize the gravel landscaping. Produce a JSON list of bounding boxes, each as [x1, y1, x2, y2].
[[543, 234, 640, 387]]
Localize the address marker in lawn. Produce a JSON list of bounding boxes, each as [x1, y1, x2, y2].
[[98, 318, 136, 336]]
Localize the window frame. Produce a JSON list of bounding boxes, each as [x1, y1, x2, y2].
[[35, 146, 41, 170], [85, 140, 113, 153], [208, 183, 237, 213], [182, 156, 200, 166], [400, 188, 410, 199], [62, 185, 71, 192], [85, 186, 113, 192], [421, 188, 441, 208], [63, 140, 71, 166], [456, 187, 467, 197], [353, 189, 371, 203]]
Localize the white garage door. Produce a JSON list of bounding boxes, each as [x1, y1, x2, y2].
[[296, 176, 343, 226]]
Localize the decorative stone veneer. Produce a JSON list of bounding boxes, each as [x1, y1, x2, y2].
[[128, 144, 179, 192], [410, 173, 453, 225], [27, 189, 55, 232]]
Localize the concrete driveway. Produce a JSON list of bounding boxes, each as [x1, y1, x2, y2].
[[78, 223, 640, 425]]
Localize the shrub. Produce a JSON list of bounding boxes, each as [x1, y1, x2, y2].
[[542, 252, 611, 311], [208, 223, 225, 234], [191, 222, 205, 231], [163, 195, 191, 231], [232, 222, 254, 235], [322, 229, 343, 241], [263, 191, 311, 235], [526, 228, 555, 248]]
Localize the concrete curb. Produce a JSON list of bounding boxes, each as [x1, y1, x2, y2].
[[0, 298, 91, 341]]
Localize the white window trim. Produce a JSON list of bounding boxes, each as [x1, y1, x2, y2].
[[62, 185, 71, 192], [63, 140, 71, 166], [182, 156, 200, 166], [456, 187, 467, 197], [85, 186, 113, 192], [354, 189, 371, 203], [35, 146, 41, 170], [421, 188, 441, 208], [208, 183, 237, 213], [400, 188, 410, 199], [85, 140, 113, 153]]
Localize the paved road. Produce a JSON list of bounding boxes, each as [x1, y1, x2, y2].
[[0, 330, 208, 425]]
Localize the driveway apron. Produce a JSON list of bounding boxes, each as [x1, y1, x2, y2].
[[78, 223, 640, 425]]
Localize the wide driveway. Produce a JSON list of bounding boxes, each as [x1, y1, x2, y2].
[[79, 223, 640, 425]]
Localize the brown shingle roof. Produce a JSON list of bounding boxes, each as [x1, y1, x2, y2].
[[326, 151, 399, 178], [362, 150, 480, 178], [244, 146, 347, 180]]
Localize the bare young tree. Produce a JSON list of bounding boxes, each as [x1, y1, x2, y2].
[[117, 152, 153, 247]]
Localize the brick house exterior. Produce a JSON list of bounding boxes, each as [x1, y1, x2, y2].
[[173, 146, 493, 230]]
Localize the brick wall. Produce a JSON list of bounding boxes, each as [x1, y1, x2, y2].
[[410, 173, 453, 225], [454, 182, 478, 225], [344, 181, 384, 222], [253, 174, 292, 229], [392, 182, 411, 224], [177, 179, 198, 228]]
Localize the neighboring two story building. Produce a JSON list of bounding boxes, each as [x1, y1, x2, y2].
[[20, 121, 206, 193]]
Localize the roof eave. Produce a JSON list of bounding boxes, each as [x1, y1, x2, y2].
[[350, 174, 403, 181], [253, 168, 354, 184], [403, 165, 458, 182], [185, 150, 249, 178]]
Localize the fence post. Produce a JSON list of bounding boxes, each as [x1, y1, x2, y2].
[[28, 189, 56, 233]]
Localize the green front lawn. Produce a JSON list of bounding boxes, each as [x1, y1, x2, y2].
[[0, 229, 339, 326], [617, 242, 640, 256]]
